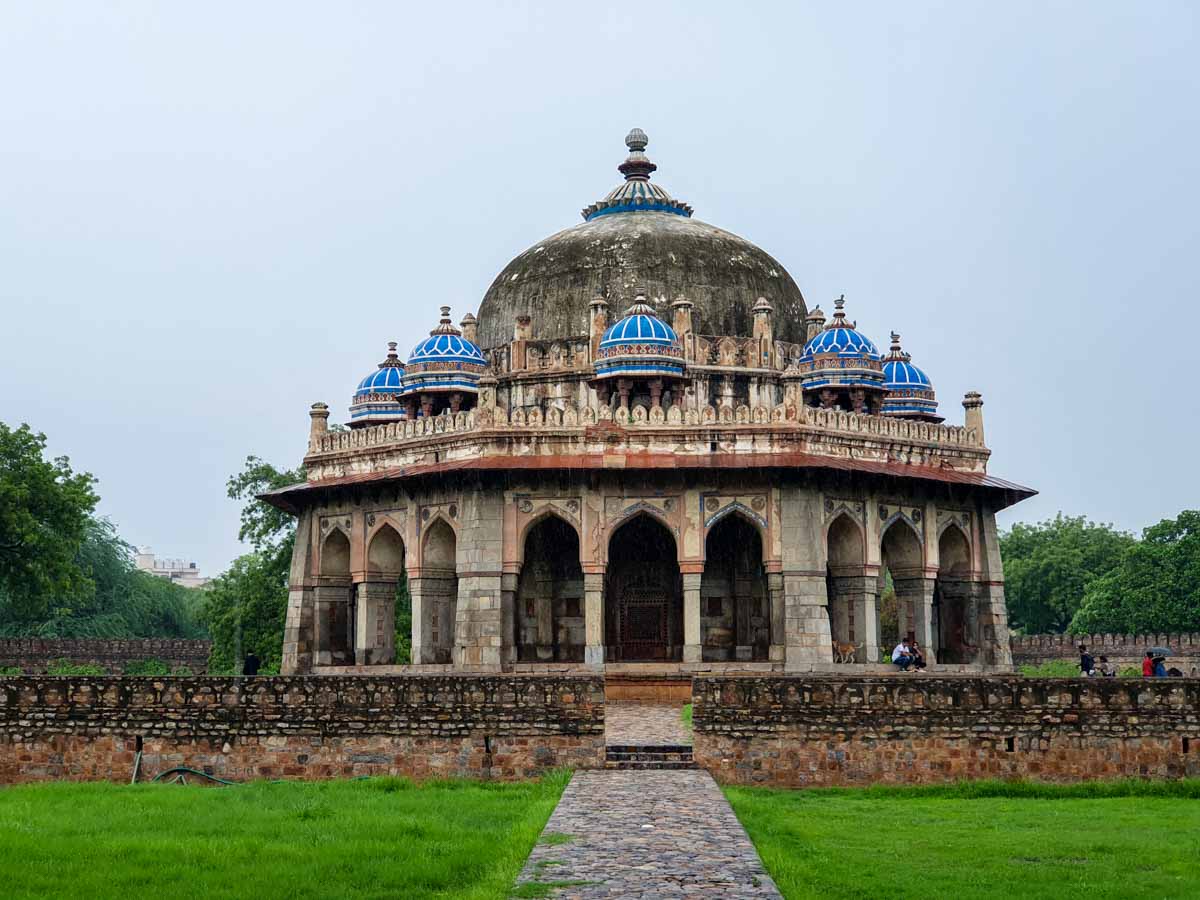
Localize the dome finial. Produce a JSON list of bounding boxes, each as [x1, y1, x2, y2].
[[618, 128, 657, 181]]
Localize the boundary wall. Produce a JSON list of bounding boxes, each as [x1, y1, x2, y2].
[[0, 639, 212, 674], [693, 675, 1200, 786], [1011, 633, 1200, 670], [0, 674, 604, 784]]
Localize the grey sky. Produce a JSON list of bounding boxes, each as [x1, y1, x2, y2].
[[2, 2, 1197, 574]]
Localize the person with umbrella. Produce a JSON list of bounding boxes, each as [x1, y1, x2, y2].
[[1148, 645, 1172, 677]]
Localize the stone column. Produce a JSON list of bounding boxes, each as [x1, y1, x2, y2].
[[500, 572, 518, 666], [408, 575, 433, 664], [976, 509, 1013, 667], [767, 570, 785, 662], [839, 574, 879, 664], [313, 583, 352, 667], [281, 510, 316, 675], [683, 571, 702, 663], [783, 573, 831, 671], [355, 581, 396, 665], [583, 570, 604, 668]]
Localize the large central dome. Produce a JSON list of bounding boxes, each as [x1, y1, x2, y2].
[[476, 129, 807, 349]]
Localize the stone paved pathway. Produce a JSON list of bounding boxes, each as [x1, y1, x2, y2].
[[604, 703, 692, 747], [513, 769, 780, 898]]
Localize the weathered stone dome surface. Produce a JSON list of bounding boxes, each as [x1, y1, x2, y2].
[[477, 211, 807, 349], [476, 130, 807, 349]]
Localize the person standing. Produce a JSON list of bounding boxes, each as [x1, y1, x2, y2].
[[1143, 650, 1155, 677], [243, 650, 261, 677]]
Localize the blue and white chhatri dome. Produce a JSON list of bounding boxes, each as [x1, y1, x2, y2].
[[594, 296, 685, 380], [881, 332, 942, 422], [797, 295, 887, 414], [399, 306, 488, 401], [348, 342, 407, 426]]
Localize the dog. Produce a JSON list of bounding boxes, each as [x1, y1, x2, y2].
[[831, 640, 863, 664]]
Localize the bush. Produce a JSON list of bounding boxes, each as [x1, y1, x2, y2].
[[0, 665, 22, 675], [45, 658, 105, 675], [122, 658, 170, 676], [170, 665, 193, 676]]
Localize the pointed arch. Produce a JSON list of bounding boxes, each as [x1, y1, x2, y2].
[[517, 508, 582, 567], [515, 513, 585, 663], [881, 517, 923, 574], [701, 512, 769, 661], [826, 513, 865, 570], [605, 513, 682, 661], [704, 501, 768, 544], [366, 521, 406, 577], [936, 522, 975, 663], [602, 502, 677, 560], [320, 528, 351, 577], [938, 522, 971, 576]]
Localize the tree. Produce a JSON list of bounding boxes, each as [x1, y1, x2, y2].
[[200, 457, 304, 674], [1069, 511, 1200, 634], [0, 422, 99, 618], [1000, 514, 1136, 634]]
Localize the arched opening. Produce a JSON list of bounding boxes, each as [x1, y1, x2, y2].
[[701, 514, 769, 661], [604, 514, 682, 661], [515, 515, 584, 662], [881, 518, 929, 661], [826, 514, 873, 663], [420, 519, 458, 664], [317, 529, 353, 665], [359, 523, 407, 665], [936, 525, 975, 663]]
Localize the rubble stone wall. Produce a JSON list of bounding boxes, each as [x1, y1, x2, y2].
[[0, 639, 212, 674], [693, 675, 1200, 786], [0, 674, 605, 784], [1011, 633, 1200, 671]]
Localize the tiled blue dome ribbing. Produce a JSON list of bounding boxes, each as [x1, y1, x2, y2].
[[883, 359, 932, 390], [355, 364, 405, 399], [801, 326, 880, 359], [600, 311, 677, 348], [409, 333, 486, 366]]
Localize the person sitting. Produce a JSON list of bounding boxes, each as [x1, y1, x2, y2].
[[1078, 644, 1095, 676], [1167, 667, 1184, 677], [1143, 650, 1155, 677], [892, 638, 914, 672], [910, 639, 928, 671], [1098, 655, 1116, 677]]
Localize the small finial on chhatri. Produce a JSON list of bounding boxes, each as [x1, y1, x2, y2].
[[387, 341, 398, 357], [439, 305, 452, 320], [890, 331, 901, 351], [619, 128, 657, 181]]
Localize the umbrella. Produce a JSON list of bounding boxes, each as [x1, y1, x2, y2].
[[1148, 646, 1172, 656]]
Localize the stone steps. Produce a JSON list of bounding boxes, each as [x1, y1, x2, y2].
[[605, 743, 697, 770]]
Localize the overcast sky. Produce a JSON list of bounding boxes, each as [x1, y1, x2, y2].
[[2, 2, 1197, 574]]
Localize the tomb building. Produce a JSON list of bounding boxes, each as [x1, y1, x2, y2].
[[262, 129, 1033, 674]]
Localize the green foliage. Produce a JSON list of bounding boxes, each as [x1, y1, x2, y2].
[[1018, 660, 1080, 677], [170, 665, 193, 676], [0, 517, 205, 639], [681, 703, 693, 731], [122, 658, 171, 676], [45, 658, 105, 675], [1001, 515, 1136, 634], [0, 666, 21, 675], [1118, 666, 1142, 678], [200, 457, 304, 675], [726, 780, 1200, 899], [395, 571, 412, 664], [0, 774, 568, 899], [1069, 510, 1200, 634], [0, 422, 99, 619]]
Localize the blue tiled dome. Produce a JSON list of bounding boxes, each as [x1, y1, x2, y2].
[[399, 306, 488, 399], [880, 332, 942, 422], [349, 342, 408, 426], [409, 332, 485, 366], [801, 319, 880, 359], [599, 305, 678, 349], [354, 358, 405, 400], [594, 299, 685, 380], [883, 357, 932, 390]]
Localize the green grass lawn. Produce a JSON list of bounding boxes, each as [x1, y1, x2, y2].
[[0, 773, 569, 899], [726, 780, 1200, 900]]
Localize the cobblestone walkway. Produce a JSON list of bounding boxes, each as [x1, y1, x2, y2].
[[604, 703, 691, 746], [513, 770, 780, 898]]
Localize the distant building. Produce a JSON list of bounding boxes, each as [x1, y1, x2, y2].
[[134, 548, 209, 589]]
